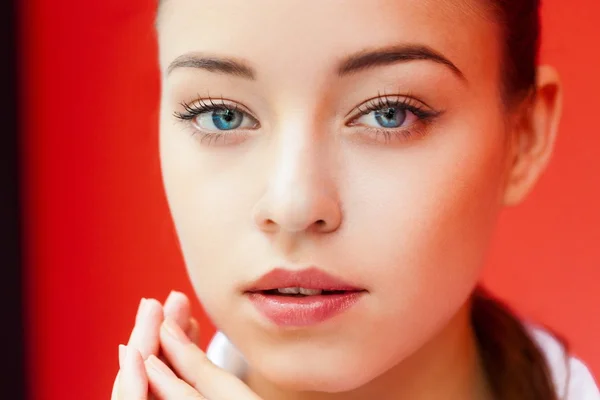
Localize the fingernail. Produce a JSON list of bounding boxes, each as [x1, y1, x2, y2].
[[146, 354, 175, 377], [124, 346, 138, 369], [118, 344, 126, 369], [164, 290, 181, 307], [135, 298, 148, 323], [163, 318, 191, 344]]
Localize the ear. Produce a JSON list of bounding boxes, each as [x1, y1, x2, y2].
[[503, 66, 563, 206]]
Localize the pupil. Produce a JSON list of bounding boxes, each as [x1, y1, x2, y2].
[[212, 109, 242, 130], [223, 110, 234, 122], [375, 107, 406, 128]]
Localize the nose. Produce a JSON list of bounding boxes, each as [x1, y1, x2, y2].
[[252, 136, 342, 235]]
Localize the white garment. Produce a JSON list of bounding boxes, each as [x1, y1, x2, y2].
[[206, 326, 599, 399], [527, 326, 599, 399]]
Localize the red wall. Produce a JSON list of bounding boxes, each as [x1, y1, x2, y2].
[[21, 1, 600, 398]]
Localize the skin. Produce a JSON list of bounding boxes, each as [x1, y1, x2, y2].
[[113, 0, 562, 398]]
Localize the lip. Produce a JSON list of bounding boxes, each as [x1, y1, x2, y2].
[[244, 267, 366, 327], [243, 267, 364, 292]]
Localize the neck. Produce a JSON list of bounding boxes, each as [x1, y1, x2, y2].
[[244, 299, 493, 400]]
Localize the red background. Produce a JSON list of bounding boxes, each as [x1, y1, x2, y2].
[[20, 1, 600, 398]]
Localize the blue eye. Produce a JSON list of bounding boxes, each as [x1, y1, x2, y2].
[[210, 109, 244, 130], [355, 105, 417, 129], [173, 99, 260, 146], [185, 107, 258, 132], [374, 107, 407, 128], [349, 95, 439, 132], [194, 108, 258, 131]]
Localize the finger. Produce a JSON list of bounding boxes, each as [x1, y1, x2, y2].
[[163, 291, 191, 333], [186, 317, 200, 345], [145, 355, 206, 399], [128, 298, 164, 359], [160, 291, 192, 367], [118, 345, 148, 400], [112, 345, 127, 400], [110, 371, 121, 400], [118, 344, 126, 372], [159, 318, 260, 400]]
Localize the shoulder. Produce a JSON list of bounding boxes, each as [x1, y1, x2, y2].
[[526, 324, 600, 399]]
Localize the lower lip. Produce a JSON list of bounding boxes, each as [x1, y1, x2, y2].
[[246, 291, 365, 327]]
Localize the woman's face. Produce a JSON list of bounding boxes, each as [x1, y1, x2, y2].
[[158, 0, 511, 392]]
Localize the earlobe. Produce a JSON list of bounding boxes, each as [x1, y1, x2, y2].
[[503, 65, 563, 206]]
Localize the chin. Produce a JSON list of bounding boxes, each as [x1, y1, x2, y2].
[[249, 352, 379, 393]]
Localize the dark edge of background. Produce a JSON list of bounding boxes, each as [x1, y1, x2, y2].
[[3, 0, 26, 398]]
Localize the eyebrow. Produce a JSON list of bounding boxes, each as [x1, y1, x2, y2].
[[337, 44, 466, 82], [167, 54, 256, 79], [166, 44, 465, 83]]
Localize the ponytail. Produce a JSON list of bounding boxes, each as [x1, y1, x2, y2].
[[471, 286, 565, 399]]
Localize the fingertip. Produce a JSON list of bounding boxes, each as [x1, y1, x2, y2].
[[144, 298, 164, 313], [134, 298, 147, 323], [164, 291, 189, 311], [163, 290, 191, 330], [118, 344, 127, 369], [164, 290, 186, 305], [135, 297, 163, 326], [139, 298, 165, 328], [127, 298, 164, 357]]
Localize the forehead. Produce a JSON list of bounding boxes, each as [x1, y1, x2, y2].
[[157, 0, 499, 83]]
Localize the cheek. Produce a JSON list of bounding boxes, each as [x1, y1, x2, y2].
[[158, 124, 252, 309], [351, 143, 504, 301], [333, 120, 508, 360]]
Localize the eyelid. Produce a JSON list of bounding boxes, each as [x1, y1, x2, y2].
[[176, 96, 259, 122], [345, 94, 436, 124], [344, 94, 418, 118]]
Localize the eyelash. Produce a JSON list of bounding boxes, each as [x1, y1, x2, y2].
[[347, 95, 440, 144], [173, 97, 257, 145], [174, 97, 243, 121], [173, 95, 441, 145]]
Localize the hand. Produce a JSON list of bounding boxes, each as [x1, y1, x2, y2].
[[111, 291, 199, 399], [118, 318, 262, 399]]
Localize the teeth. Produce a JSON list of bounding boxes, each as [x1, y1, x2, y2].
[[276, 287, 323, 295], [299, 288, 323, 295], [277, 287, 300, 294]]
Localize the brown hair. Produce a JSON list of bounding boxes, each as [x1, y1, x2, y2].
[[472, 287, 565, 399], [488, 0, 541, 102], [472, 1, 568, 399]]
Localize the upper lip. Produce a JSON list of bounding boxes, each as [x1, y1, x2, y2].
[[244, 267, 364, 292]]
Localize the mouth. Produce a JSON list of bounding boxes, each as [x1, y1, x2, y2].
[[259, 288, 356, 296], [244, 267, 367, 327], [243, 266, 365, 294]]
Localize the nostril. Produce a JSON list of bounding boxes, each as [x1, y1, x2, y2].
[[311, 219, 327, 231], [257, 218, 279, 233]]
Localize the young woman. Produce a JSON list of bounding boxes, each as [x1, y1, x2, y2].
[[112, 0, 599, 398]]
